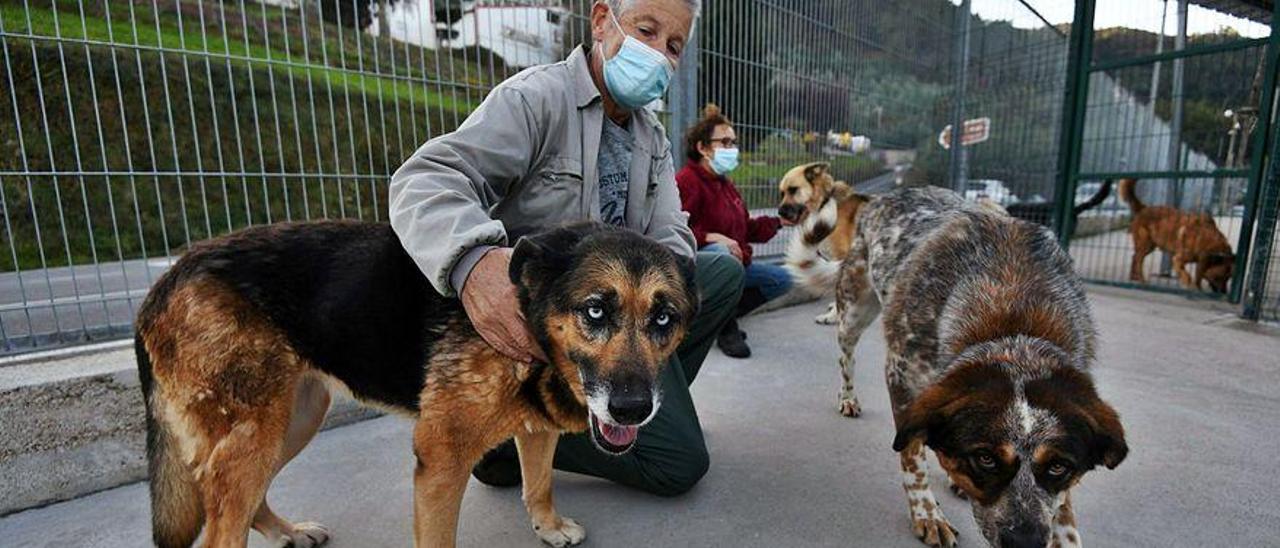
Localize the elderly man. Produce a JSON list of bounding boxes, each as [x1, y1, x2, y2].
[[389, 0, 740, 497]]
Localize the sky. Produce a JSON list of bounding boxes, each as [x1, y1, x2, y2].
[[965, 0, 1271, 38]]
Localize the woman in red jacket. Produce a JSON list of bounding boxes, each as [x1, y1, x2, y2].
[[676, 105, 794, 358]]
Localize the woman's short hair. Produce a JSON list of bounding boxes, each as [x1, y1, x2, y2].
[[684, 103, 731, 162]]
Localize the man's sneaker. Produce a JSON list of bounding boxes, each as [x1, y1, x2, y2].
[[471, 439, 521, 487]]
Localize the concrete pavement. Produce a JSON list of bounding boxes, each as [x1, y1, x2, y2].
[[1, 287, 1278, 547]]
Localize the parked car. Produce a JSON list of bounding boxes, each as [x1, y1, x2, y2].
[[964, 179, 1019, 206]]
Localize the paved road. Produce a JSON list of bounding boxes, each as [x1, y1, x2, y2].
[[2, 289, 1276, 546], [0, 258, 173, 347]]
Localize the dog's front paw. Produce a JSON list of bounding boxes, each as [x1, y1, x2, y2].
[[533, 516, 585, 547], [814, 304, 838, 325], [271, 521, 330, 548], [910, 514, 958, 548], [838, 398, 862, 417]]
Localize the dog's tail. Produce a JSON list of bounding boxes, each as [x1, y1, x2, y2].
[[784, 195, 842, 293], [1074, 179, 1113, 216], [1117, 178, 1143, 213], [137, 332, 204, 548]]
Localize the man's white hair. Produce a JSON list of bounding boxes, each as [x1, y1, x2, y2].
[[604, 0, 702, 20]]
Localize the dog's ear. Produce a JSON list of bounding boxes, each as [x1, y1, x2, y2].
[[893, 362, 1014, 453], [892, 383, 960, 452], [1028, 367, 1128, 470], [1080, 396, 1128, 470], [804, 162, 831, 182], [509, 223, 596, 290]]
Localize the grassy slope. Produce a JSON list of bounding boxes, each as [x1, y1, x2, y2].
[[0, 1, 497, 270], [2, 1, 480, 112]]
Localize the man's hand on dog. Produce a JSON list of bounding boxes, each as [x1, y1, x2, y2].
[[462, 248, 549, 364]]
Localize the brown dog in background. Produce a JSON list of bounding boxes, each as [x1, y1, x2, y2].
[[1118, 178, 1234, 294]]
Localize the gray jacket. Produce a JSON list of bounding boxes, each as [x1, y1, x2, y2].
[[389, 45, 695, 297]]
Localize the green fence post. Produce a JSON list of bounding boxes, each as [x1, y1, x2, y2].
[[1243, 134, 1280, 320], [1052, 0, 1095, 248], [1232, 1, 1280, 304]]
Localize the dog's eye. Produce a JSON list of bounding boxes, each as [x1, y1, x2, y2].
[[974, 453, 997, 470], [586, 306, 604, 320], [654, 313, 670, 327], [1047, 461, 1071, 477]]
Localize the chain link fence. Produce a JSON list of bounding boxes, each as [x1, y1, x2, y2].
[[0, 0, 600, 353], [1, 0, 1276, 355], [688, 0, 1071, 261]]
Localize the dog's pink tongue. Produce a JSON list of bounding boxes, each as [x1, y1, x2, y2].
[[600, 422, 638, 446]]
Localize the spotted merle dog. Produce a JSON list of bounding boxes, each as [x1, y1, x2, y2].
[[786, 184, 1128, 548]]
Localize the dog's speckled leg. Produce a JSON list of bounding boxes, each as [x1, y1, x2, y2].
[[1049, 492, 1082, 548], [835, 243, 879, 418], [815, 302, 839, 325], [900, 439, 958, 548]]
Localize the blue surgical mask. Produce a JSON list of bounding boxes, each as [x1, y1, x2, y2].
[[603, 10, 674, 110], [710, 147, 739, 175]]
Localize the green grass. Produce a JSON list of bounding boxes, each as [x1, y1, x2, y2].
[[0, 1, 501, 271], [735, 155, 881, 182], [1, 2, 479, 113]]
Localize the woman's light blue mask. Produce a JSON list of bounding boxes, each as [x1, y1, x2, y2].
[[603, 10, 674, 110], [710, 147, 739, 175]]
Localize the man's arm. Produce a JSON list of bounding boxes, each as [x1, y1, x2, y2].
[[388, 86, 541, 297], [645, 138, 697, 260]]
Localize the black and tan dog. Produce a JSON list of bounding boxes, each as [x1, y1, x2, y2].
[[784, 175, 1128, 547], [135, 221, 696, 548]]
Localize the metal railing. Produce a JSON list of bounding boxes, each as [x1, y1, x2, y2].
[[2, 0, 1275, 355], [1055, 1, 1280, 310], [0, 0, 594, 353]]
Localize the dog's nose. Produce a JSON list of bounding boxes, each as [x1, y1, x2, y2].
[[998, 523, 1048, 548], [607, 391, 653, 425]]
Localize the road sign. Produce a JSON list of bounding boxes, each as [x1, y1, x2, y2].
[[938, 117, 991, 149]]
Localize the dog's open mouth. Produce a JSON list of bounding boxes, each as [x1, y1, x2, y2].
[[589, 412, 639, 455]]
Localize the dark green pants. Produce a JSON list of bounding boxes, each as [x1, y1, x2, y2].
[[552, 250, 745, 496]]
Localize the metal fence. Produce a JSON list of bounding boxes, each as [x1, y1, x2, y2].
[[1244, 92, 1280, 321], [1, 0, 1277, 355], [690, 0, 1071, 261], [0, 0, 593, 353], [0, 0, 962, 355], [1049, 1, 1280, 324]]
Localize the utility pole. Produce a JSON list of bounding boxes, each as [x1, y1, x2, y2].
[[1160, 0, 1188, 275], [1167, 0, 1188, 207], [948, 0, 972, 193], [1142, 0, 1167, 172]]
